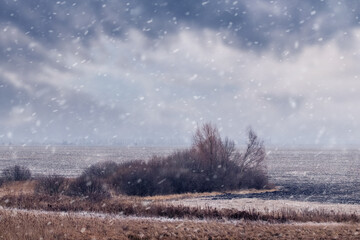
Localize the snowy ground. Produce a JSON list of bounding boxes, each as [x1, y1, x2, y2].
[[168, 197, 360, 216]]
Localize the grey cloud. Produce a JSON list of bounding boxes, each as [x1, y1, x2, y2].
[[0, 1, 95, 46], [1, 0, 360, 53], [1, 0, 360, 145]]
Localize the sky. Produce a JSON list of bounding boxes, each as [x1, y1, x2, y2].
[[1, 0, 360, 146]]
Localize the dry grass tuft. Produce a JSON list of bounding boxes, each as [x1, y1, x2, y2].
[[0, 180, 36, 197]]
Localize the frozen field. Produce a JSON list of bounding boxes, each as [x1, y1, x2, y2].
[[0, 146, 360, 204], [0, 146, 174, 177], [222, 148, 360, 204]]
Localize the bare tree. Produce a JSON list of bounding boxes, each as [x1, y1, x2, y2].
[[235, 128, 266, 175], [192, 123, 236, 172]]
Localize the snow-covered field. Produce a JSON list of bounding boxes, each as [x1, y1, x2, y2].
[[0, 146, 174, 177]]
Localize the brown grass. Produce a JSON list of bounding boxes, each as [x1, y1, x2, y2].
[[0, 193, 359, 223], [142, 188, 278, 201], [1, 181, 360, 239], [0, 180, 36, 197], [0, 181, 359, 223], [0, 181, 360, 223], [0, 208, 359, 240]]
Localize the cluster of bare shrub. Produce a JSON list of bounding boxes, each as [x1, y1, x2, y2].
[[65, 174, 111, 201], [33, 163, 114, 201], [108, 123, 269, 196], [0, 165, 32, 186], [34, 175, 66, 196], [65, 123, 268, 197]]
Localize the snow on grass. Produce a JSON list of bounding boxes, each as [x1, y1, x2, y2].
[[169, 197, 360, 216]]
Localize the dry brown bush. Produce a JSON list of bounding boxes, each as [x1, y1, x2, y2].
[[34, 175, 66, 196], [65, 175, 110, 201], [82, 161, 118, 179], [2, 165, 32, 182]]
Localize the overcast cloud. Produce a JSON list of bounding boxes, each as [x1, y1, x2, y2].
[[1, 0, 360, 146]]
